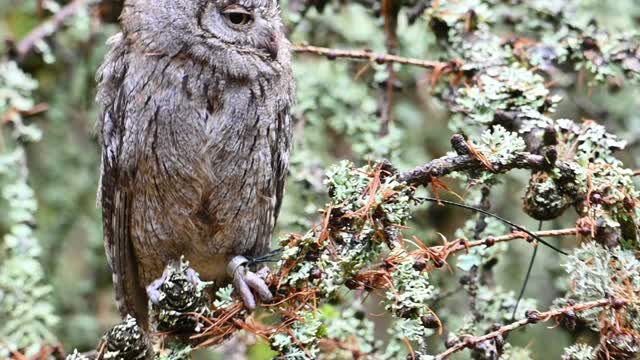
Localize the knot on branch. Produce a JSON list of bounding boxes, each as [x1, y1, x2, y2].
[[525, 309, 542, 323], [523, 171, 572, 220], [450, 134, 470, 155]]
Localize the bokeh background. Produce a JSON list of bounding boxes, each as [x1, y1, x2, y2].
[[1, 0, 639, 358]]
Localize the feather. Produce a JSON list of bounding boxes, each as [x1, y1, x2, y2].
[[98, 40, 150, 328]]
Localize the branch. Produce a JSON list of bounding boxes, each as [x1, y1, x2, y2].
[[434, 297, 628, 359], [379, 0, 401, 136], [411, 228, 577, 270], [293, 44, 450, 69], [399, 150, 561, 187], [437, 228, 577, 258], [15, 0, 85, 59], [84, 156, 621, 359], [407, 0, 432, 24]]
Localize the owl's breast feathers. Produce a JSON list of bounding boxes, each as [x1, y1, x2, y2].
[[97, 35, 293, 325]]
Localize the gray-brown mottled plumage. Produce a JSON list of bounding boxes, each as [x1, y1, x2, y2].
[[96, 0, 294, 329]]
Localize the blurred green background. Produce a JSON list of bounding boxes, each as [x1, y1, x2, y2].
[[1, 0, 639, 358]]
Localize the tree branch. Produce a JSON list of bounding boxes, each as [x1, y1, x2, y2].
[[436, 228, 578, 259], [379, 0, 401, 136], [399, 150, 562, 187], [434, 297, 627, 359], [293, 44, 450, 69], [15, 0, 85, 59]]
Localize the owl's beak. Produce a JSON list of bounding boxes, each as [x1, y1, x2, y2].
[[262, 32, 279, 61]]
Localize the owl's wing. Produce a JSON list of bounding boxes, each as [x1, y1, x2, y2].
[[97, 37, 149, 328], [272, 108, 292, 223], [249, 106, 292, 257]]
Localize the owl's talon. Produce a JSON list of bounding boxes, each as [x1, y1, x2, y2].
[[185, 267, 202, 286], [146, 273, 168, 305], [228, 256, 273, 310], [146, 265, 201, 305], [255, 266, 271, 279]]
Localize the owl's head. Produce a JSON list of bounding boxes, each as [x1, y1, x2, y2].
[[121, 0, 289, 79]]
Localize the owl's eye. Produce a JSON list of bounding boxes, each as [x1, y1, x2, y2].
[[222, 6, 254, 27]]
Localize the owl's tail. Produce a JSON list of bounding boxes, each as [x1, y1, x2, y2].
[[112, 237, 151, 331], [103, 183, 152, 331]]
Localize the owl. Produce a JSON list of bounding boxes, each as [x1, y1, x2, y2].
[[96, 0, 294, 329]]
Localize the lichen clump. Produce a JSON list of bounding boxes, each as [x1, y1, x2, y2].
[[273, 161, 440, 358]]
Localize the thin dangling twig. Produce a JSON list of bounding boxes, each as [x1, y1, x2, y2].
[[512, 220, 543, 320]]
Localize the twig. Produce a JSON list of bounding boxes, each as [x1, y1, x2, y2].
[[512, 220, 544, 320], [466, 188, 492, 321], [293, 44, 449, 69], [434, 297, 628, 359], [16, 0, 85, 59], [407, 0, 432, 24], [423, 197, 567, 254], [379, 0, 401, 136], [429, 228, 577, 260]]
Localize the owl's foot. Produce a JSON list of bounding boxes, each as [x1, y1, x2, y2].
[[147, 277, 165, 305], [227, 256, 273, 311], [146, 266, 201, 304]]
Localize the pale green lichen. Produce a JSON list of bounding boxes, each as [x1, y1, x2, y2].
[[270, 311, 323, 359], [0, 61, 39, 115], [274, 161, 426, 358], [382, 255, 437, 357], [455, 65, 554, 126], [551, 24, 640, 83], [560, 242, 640, 331], [0, 65, 57, 358], [213, 284, 235, 309], [554, 119, 627, 164], [562, 343, 596, 360], [279, 160, 415, 298], [383, 317, 429, 359], [385, 258, 436, 315], [475, 125, 526, 166]]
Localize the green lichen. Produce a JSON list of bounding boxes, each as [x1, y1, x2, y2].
[[0, 61, 39, 115], [320, 306, 380, 358], [552, 24, 640, 83], [560, 242, 640, 331], [279, 160, 415, 297], [562, 343, 596, 360], [212, 284, 235, 309], [270, 311, 323, 359], [0, 64, 57, 358], [456, 66, 554, 126]]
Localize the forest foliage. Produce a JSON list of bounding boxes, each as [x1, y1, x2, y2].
[[1, 0, 640, 359]]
